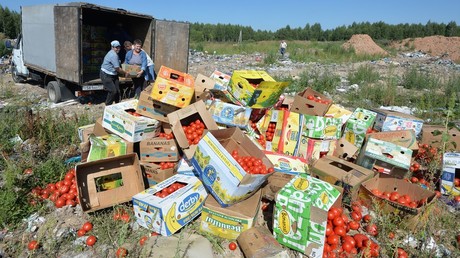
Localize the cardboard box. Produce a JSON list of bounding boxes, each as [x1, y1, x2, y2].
[[261, 172, 295, 201], [263, 151, 308, 175], [200, 190, 261, 240], [136, 86, 179, 123], [273, 174, 341, 257], [121, 63, 141, 78], [195, 72, 242, 105], [78, 123, 95, 142], [237, 226, 290, 258], [87, 134, 128, 162], [333, 138, 359, 161], [359, 174, 436, 215], [167, 100, 219, 159], [441, 152, 460, 196], [325, 104, 353, 125], [139, 138, 179, 162], [302, 115, 342, 140], [290, 88, 333, 116], [132, 174, 208, 236], [176, 158, 197, 176], [296, 137, 337, 162], [228, 70, 289, 108], [141, 161, 176, 187], [150, 66, 195, 108], [367, 130, 419, 156], [93, 117, 112, 136], [342, 108, 377, 149], [311, 156, 375, 205], [258, 110, 285, 152], [371, 108, 424, 137], [278, 111, 303, 156], [76, 153, 145, 213], [421, 125, 460, 151], [205, 99, 252, 130], [189, 127, 274, 207], [102, 99, 161, 142], [357, 137, 413, 179]]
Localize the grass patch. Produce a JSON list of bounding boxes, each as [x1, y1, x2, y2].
[[348, 64, 381, 85]]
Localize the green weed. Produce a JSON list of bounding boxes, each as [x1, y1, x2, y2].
[[348, 64, 381, 85]]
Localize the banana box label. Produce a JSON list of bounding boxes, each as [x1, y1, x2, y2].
[[132, 174, 208, 236], [278, 111, 302, 156], [263, 151, 308, 175], [342, 108, 377, 149], [296, 137, 337, 162], [302, 115, 342, 140], [273, 174, 340, 257], [205, 99, 252, 130], [102, 99, 161, 142], [189, 128, 273, 207]]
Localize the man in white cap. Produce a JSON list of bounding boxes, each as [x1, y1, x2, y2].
[[100, 40, 127, 105]]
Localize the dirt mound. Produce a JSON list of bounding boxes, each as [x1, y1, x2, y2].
[[342, 34, 388, 56], [393, 35, 460, 62]]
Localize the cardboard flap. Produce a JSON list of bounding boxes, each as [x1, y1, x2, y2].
[[205, 190, 261, 218], [334, 138, 359, 159]]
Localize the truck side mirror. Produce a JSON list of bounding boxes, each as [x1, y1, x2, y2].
[[5, 40, 12, 49]]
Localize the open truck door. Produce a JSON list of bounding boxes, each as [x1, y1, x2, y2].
[[153, 20, 190, 74]]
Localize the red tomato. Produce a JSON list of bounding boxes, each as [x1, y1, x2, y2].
[[55, 198, 66, 208], [334, 226, 346, 237], [77, 229, 86, 237], [454, 178, 460, 187], [65, 172, 74, 181], [116, 247, 128, 257], [28, 240, 39, 250], [397, 196, 408, 205], [82, 222, 93, 232], [121, 213, 130, 223], [410, 177, 419, 183], [229, 242, 237, 251], [371, 189, 382, 197], [363, 214, 372, 223], [388, 232, 395, 239], [348, 221, 360, 230], [342, 241, 354, 253], [327, 234, 340, 245], [341, 214, 349, 224], [342, 236, 356, 246], [326, 224, 333, 236], [86, 235, 97, 246], [139, 236, 148, 246], [390, 192, 400, 201], [454, 195, 460, 203], [366, 224, 378, 236], [332, 216, 344, 227], [350, 211, 362, 221], [381, 191, 391, 200]]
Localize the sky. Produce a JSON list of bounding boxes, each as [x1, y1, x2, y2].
[[2, 0, 460, 32]]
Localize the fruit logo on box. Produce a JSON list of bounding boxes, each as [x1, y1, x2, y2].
[[303, 115, 342, 140]]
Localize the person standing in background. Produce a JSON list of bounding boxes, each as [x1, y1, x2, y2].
[[280, 40, 287, 58], [100, 40, 127, 105], [125, 39, 147, 98]]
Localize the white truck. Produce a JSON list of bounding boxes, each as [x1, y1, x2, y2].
[[7, 2, 190, 103]]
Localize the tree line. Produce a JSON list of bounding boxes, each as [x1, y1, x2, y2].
[[190, 21, 460, 42], [0, 4, 459, 43]]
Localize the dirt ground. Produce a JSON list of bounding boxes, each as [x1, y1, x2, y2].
[[392, 35, 460, 62]]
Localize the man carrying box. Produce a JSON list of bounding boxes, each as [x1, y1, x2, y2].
[[100, 40, 128, 106]]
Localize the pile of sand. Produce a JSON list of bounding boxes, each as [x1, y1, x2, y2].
[[393, 35, 460, 62], [342, 34, 388, 56]]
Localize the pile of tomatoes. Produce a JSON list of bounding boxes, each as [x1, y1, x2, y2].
[[264, 122, 277, 142], [415, 143, 442, 165], [29, 168, 78, 208], [154, 182, 187, 198], [158, 162, 176, 170], [158, 132, 174, 140], [182, 119, 205, 145], [249, 121, 267, 148], [370, 188, 427, 209], [324, 206, 380, 258], [306, 94, 330, 105], [231, 150, 274, 175]]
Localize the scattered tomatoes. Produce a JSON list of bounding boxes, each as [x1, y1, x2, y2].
[[82, 222, 93, 232], [139, 236, 148, 246], [86, 235, 97, 246], [77, 229, 86, 237], [229, 242, 237, 251], [28, 240, 39, 250], [116, 247, 128, 257]]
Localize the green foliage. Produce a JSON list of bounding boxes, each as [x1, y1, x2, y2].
[[282, 67, 340, 94], [263, 51, 277, 65], [348, 65, 381, 85], [401, 67, 440, 90], [0, 5, 21, 39]]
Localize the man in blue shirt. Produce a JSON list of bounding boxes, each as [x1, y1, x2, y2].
[[100, 40, 127, 105]]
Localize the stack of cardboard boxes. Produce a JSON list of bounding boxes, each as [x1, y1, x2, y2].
[[74, 65, 460, 257]]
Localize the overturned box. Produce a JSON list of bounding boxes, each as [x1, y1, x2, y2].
[[371, 108, 424, 137], [357, 137, 412, 179], [76, 153, 145, 213], [190, 127, 274, 207], [200, 190, 261, 240], [228, 70, 289, 108], [150, 66, 195, 108], [311, 156, 375, 205], [136, 86, 178, 123], [132, 174, 208, 236], [102, 99, 161, 142], [273, 173, 341, 257]]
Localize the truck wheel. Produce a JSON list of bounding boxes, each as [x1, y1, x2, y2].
[[11, 63, 25, 83], [47, 81, 62, 103]]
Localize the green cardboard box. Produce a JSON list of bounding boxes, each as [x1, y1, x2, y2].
[[342, 108, 377, 150], [302, 115, 342, 140]]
